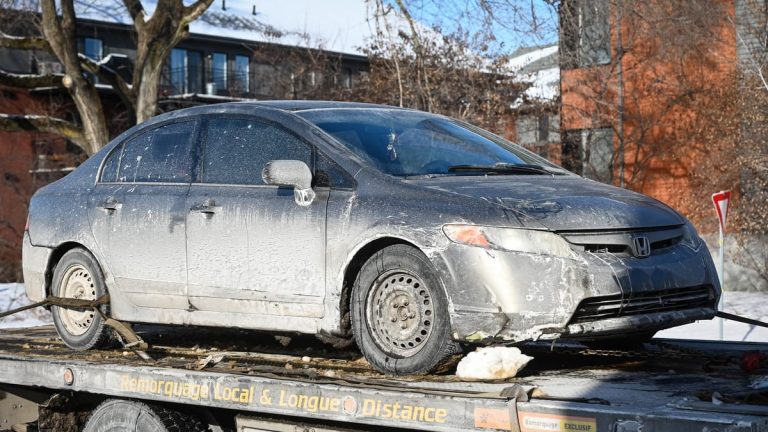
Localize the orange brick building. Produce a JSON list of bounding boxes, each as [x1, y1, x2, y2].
[[0, 88, 85, 281], [558, 0, 745, 219]]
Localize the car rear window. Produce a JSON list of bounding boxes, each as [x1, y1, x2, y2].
[[100, 145, 121, 183], [115, 121, 197, 183]]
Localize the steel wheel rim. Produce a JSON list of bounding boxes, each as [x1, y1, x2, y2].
[[57, 264, 96, 336], [366, 270, 434, 358]]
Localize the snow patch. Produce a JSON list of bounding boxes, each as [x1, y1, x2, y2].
[[456, 347, 533, 380], [750, 376, 768, 389], [0, 284, 52, 329]]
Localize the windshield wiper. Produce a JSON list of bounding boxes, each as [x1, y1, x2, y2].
[[448, 163, 554, 175]]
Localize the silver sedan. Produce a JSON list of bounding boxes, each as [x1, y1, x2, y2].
[[23, 101, 720, 375]]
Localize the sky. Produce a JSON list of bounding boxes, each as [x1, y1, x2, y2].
[[75, 0, 559, 56], [400, 0, 559, 52]]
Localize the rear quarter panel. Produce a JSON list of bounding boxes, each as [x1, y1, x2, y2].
[[26, 146, 112, 289]]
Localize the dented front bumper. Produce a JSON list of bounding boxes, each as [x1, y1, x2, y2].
[[439, 239, 721, 344]]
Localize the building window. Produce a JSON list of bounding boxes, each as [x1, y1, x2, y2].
[[515, 116, 539, 146], [581, 128, 613, 183], [253, 63, 278, 97], [234, 55, 250, 95], [80, 37, 103, 83], [538, 115, 550, 143], [169, 48, 203, 94], [342, 67, 353, 89], [82, 37, 103, 61], [212, 52, 227, 93], [515, 114, 559, 149], [561, 0, 611, 69]]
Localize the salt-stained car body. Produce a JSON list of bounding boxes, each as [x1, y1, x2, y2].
[[22, 101, 720, 375]]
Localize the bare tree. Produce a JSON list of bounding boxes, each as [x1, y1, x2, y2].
[[559, 0, 735, 199], [359, 0, 535, 135], [0, 0, 214, 154]]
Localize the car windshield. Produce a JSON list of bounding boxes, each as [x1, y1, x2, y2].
[[297, 109, 567, 177]]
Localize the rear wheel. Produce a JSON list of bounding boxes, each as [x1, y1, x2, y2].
[[83, 399, 209, 432], [51, 248, 112, 350], [351, 244, 459, 375]]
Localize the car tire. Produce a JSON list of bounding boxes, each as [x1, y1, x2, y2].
[[83, 399, 209, 432], [351, 244, 460, 375], [51, 248, 112, 350]]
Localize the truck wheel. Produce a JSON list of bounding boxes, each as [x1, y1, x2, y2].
[[83, 399, 209, 432], [51, 248, 112, 350], [351, 244, 460, 375]]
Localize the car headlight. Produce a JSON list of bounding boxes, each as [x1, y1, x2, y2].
[[442, 224, 575, 258], [681, 221, 702, 250]]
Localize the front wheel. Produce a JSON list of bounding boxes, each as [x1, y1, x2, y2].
[[351, 244, 459, 375]]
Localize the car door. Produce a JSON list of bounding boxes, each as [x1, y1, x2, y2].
[[88, 142, 127, 275], [106, 120, 199, 318], [185, 115, 329, 327]]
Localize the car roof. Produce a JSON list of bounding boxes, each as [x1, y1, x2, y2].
[[140, 100, 414, 132], [245, 100, 407, 111]]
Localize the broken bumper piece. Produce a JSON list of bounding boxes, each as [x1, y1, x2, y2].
[[455, 306, 717, 344]]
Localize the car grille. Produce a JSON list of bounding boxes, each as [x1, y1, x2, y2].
[[569, 286, 716, 324], [561, 226, 684, 258]]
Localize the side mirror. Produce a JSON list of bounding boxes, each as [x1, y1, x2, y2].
[[262, 160, 315, 206]]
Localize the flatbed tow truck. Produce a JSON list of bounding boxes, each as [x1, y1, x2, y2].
[[0, 323, 766, 432]]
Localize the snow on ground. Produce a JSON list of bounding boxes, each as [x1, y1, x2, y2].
[[656, 291, 768, 342], [456, 346, 533, 379], [0, 283, 51, 329]]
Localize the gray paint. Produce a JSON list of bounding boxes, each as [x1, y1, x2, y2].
[[23, 101, 721, 345]]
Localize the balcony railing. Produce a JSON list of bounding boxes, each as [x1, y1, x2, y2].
[[160, 65, 354, 99]]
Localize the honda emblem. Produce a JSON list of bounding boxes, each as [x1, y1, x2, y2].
[[633, 236, 651, 258]]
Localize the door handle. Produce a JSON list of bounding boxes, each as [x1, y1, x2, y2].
[[190, 199, 221, 217], [98, 197, 121, 213]]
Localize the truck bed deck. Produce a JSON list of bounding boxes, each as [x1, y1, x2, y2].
[[1, 325, 767, 431]]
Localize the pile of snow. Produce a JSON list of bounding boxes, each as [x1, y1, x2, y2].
[[751, 376, 768, 389], [0, 284, 51, 329], [507, 45, 559, 106], [657, 291, 768, 342], [456, 347, 533, 380]]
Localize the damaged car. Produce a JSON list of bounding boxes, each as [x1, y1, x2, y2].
[[22, 101, 721, 375]]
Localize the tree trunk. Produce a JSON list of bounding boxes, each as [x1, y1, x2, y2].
[[40, 0, 110, 155], [130, 0, 213, 123], [134, 46, 168, 123]]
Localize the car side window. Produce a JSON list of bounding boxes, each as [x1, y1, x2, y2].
[[201, 117, 312, 185], [118, 121, 196, 183], [315, 151, 355, 189], [100, 145, 122, 183]]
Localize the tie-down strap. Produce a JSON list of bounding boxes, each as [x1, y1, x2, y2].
[[0, 295, 151, 360]]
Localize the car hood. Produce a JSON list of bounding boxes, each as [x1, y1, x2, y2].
[[410, 175, 685, 231]]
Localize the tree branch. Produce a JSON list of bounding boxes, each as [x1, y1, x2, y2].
[[123, 0, 146, 28], [0, 69, 62, 88], [183, 0, 215, 23], [0, 32, 51, 51], [0, 114, 87, 151], [39, 0, 67, 61], [78, 54, 136, 108]]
